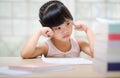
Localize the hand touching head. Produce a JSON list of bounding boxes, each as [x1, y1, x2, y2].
[[73, 21, 88, 32], [40, 27, 54, 38]]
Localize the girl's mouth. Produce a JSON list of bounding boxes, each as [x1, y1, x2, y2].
[[63, 35, 69, 38]]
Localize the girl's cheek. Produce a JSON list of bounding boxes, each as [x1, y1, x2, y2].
[[55, 34, 61, 39], [53, 33, 58, 38]]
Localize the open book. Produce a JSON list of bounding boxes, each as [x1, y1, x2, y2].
[[0, 63, 72, 76], [41, 55, 93, 64], [8, 62, 72, 73]]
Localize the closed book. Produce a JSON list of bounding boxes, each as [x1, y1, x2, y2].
[[109, 24, 120, 34], [95, 34, 120, 41], [93, 18, 120, 76], [108, 62, 120, 71], [95, 40, 120, 48], [109, 34, 120, 40], [93, 20, 120, 34]]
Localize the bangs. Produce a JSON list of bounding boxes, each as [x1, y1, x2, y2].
[[41, 3, 73, 27]]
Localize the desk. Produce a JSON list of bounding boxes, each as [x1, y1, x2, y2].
[[0, 57, 119, 78]]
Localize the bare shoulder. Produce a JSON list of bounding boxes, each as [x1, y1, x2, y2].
[[76, 38, 85, 44], [36, 42, 48, 56], [76, 38, 89, 48]]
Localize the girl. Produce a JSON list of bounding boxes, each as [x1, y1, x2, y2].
[[21, 0, 94, 59]]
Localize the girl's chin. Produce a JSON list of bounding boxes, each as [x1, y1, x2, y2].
[[52, 36, 70, 42], [62, 37, 70, 41]]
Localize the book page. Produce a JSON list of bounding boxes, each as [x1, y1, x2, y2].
[[0, 64, 72, 76], [41, 55, 93, 64], [0, 67, 31, 76]]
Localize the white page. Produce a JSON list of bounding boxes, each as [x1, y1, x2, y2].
[[41, 55, 93, 64], [0, 67, 31, 76], [0, 66, 72, 76], [0, 65, 72, 76]]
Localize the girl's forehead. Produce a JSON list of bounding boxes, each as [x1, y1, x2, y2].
[[53, 20, 72, 28]]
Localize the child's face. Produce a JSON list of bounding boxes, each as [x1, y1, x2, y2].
[[51, 19, 73, 41]]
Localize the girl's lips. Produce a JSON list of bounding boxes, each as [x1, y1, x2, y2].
[[63, 35, 69, 38]]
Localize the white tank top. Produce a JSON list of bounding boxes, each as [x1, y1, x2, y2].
[[45, 38, 80, 58]]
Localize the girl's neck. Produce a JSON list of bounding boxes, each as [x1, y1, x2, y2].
[[51, 38, 71, 52]]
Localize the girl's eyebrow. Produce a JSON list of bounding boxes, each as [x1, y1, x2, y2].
[[64, 20, 73, 24], [53, 20, 72, 28], [63, 20, 70, 24]]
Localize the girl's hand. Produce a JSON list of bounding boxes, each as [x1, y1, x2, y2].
[[40, 27, 54, 38], [73, 21, 88, 32]]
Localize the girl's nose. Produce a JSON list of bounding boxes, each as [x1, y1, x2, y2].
[[62, 27, 68, 34], [63, 30, 68, 34]]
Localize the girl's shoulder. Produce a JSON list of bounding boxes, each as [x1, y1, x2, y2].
[[37, 40, 49, 56], [74, 38, 81, 43], [75, 38, 87, 45]]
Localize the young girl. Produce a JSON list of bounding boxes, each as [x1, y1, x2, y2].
[[21, 0, 94, 59]]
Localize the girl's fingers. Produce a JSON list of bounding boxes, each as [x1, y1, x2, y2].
[[73, 21, 81, 26], [46, 29, 54, 38], [72, 22, 76, 26], [73, 21, 82, 29], [73, 21, 87, 31], [41, 27, 54, 38], [45, 30, 50, 37]]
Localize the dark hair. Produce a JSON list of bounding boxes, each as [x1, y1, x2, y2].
[[39, 0, 73, 27]]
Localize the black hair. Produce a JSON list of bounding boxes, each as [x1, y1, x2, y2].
[[39, 0, 73, 27]]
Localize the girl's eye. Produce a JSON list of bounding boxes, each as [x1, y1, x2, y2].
[[57, 27, 61, 29], [54, 26, 61, 30], [67, 22, 70, 25]]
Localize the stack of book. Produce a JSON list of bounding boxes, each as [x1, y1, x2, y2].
[[93, 18, 120, 76]]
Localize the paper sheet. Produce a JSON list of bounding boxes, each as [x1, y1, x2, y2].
[[0, 66, 72, 76], [41, 55, 93, 64], [0, 67, 31, 76], [0, 64, 72, 76]]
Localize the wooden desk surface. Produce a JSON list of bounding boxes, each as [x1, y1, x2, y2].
[[0, 57, 119, 78]]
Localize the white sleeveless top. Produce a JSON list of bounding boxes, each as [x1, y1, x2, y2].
[[45, 38, 80, 58]]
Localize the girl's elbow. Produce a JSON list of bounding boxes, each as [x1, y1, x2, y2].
[[21, 51, 37, 59], [21, 53, 27, 59], [20, 51, 30, 59], [90, 51, 94, 58], [90, 47, 94, 58]]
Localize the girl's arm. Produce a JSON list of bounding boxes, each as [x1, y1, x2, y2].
[[21, 27, 54, 59], [81, 27, 94, 57], [73, 21, 95, 57]]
